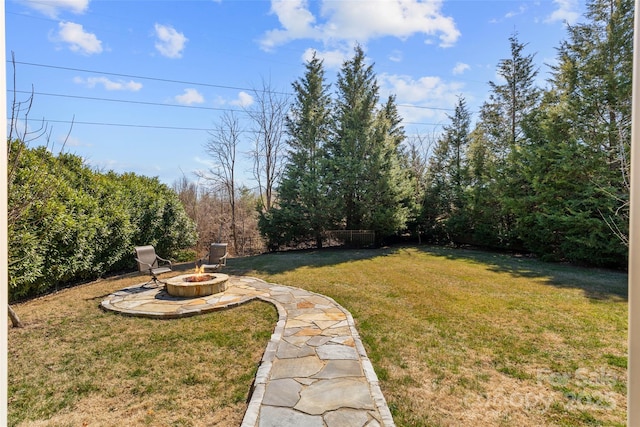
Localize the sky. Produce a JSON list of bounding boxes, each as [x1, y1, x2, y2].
[[5, 0, 586, 188]]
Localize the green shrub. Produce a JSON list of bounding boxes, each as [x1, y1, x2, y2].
[[172, 249, 198, 263], [8, 141, 197, 301]]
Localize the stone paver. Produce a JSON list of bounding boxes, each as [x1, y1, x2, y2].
[[101, 275, 395, 426]]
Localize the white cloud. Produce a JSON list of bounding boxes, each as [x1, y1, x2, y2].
[[379, 73, 464, 124], [489, 4, 527, 24], [194, 156, 216, 168], [174, 88, 205, 105], [53, 21, 102, 55], [546, 0, 580, 25], [24, 0, 89, 18], [154, 23, 188, 58], [302, 47, 349, 69], [261, 0, 321, 51], [212, 92, 255, 108], [389, 50, 403, 63], [452, 62, 470, 75], [504, 4, 528, 19], [212, 95, 227, 107], [260, 0, 460, 50], [381, 73, 463, 104], [230, 91, 254, 107], [74, 76, 142, 91]]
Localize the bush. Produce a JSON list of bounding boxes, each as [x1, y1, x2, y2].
[[172, 248, 198, 263], [8, 141, 197, 301]]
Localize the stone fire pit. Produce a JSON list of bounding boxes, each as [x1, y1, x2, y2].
[[165, 273, 229, 298]]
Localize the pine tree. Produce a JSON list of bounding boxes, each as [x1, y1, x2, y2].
[[400, 134, 430, 241], [512, 0, 632, 266], [516, 89, 626, 266], [484, 32, 540, 153], [283, 53, 334, 247], [551, 0, 632, 250], [259, 53, 333, 249], [327, 46, 410, 240], [471, 32, 541, 248], [328, 45, 380, 231], [465, 126, 500, 247], [426, 96, 472, 244], [366, 95, 412, 239]]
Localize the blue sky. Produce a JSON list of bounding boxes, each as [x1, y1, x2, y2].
[[6, 0, 584, 187]]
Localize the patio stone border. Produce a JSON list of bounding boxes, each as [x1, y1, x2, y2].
[[101, 275, 395, 427]]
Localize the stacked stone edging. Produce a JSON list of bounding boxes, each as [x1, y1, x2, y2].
[[101, 275, 395, 426]]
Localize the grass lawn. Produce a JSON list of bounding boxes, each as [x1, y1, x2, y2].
[[9, 245, 627, 426]]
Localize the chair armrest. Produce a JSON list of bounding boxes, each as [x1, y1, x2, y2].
[[156, 256, 172, 267], [201, 263, 220, 270], [219, 252, 228, 266]]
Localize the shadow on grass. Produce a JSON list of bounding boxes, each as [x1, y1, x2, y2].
[[225, 246, 400, 276], [411, 245, 628, 301], [224, 244, 627, 302]]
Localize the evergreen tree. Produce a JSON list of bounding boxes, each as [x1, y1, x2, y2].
[[327, 46, 410, 240], [471, 32, 541, 248], [483, 32, 540, 153], [260, 53, 334, 249], [551, 0, 632, 249], [400, 134, 430, 241], [511, 0, 632, 266], [465, 126, 501, 247], [423, 136, 449, 243], [425, 96, 472, 244], [514, 89, 626, 266], [328, 45, 380, 231], [366, 95, 412, 240]]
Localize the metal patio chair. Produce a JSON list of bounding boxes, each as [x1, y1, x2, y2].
[[134, 245, 172, 287], [199, 243, 228, 272]]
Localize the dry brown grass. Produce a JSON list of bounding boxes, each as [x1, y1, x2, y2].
[[227, 245, 628, 427], [8, 268, 277, 427], [9, 246, 628, 426]]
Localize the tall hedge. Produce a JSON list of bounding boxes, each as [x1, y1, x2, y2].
[[8, 140, 197, 301]]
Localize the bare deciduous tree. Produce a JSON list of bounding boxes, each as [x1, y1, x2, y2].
[[246, 77, 290, 211], [197, 112, 242, 252], [403, 133, 436, 244], [173, 178, 266, 256], [7, 52, 73, 327], [404, 133, 434, 196]]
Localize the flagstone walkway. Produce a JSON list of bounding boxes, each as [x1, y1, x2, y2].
[[101, 275, 395, 427]]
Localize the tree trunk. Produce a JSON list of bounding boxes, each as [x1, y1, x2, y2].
[[8, 304, 23, 328]]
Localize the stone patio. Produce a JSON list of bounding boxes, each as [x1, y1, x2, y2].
[[101, 275, 395, 427]]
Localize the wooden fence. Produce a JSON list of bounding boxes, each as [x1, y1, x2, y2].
[[324, 230, 376, 248]]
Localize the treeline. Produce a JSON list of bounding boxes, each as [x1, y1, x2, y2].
[[8, 140, 197, 301], [262, 0, 630, 268], [8, 0, 629, 301], [422, 0, 630, 267]]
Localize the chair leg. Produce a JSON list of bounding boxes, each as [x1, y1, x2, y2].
[[142, 274, 166, 288]]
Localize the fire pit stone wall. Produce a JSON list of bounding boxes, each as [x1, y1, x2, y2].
[[165, 273, 229, 298]]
